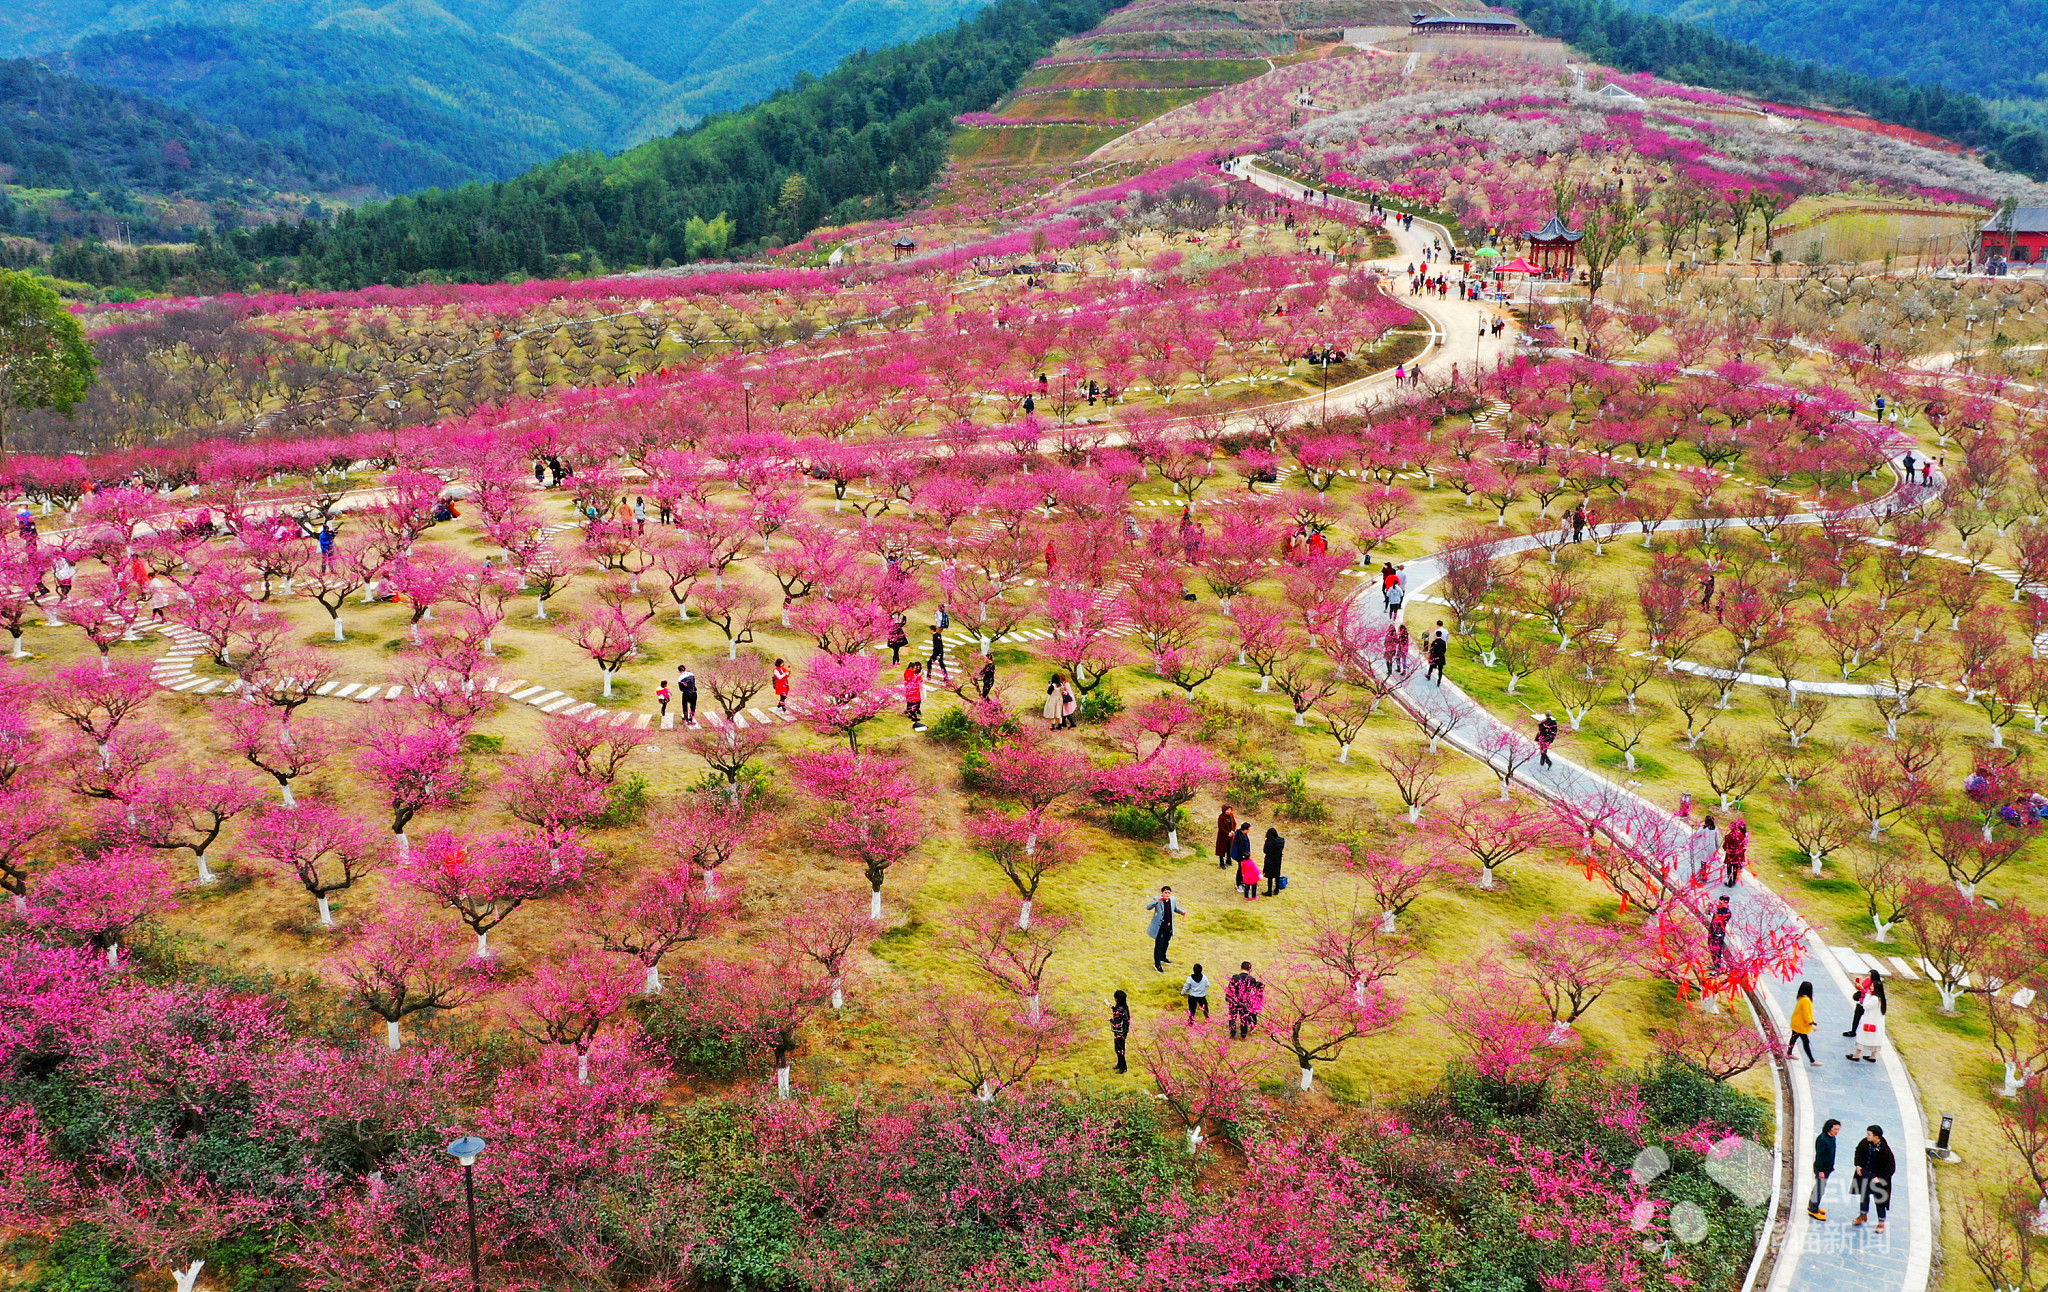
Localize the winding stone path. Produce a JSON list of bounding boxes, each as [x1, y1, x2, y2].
[[1381, 473, 1937, 1292]]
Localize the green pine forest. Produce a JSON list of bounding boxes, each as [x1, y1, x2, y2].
[[42, 0, 1121, 295], [1610, 0, 2048, 132], [23, 0, 2048, 297]]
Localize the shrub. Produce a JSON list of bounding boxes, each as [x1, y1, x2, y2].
[[961, 748, 994, 792], [1079, 687, 1124, 723], [685, 761, 777, 802], [598, 773, 651, 826], [1107, 804, 1185, 841], [637, 996, 760, 1080], [27, 1224, 128, 1292]]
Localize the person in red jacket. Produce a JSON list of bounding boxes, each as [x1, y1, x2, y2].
[[903, 662, 924, 729], [772, 658, 791, 713]]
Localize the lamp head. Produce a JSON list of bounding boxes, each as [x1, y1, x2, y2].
[[446, 1136, 487, 1167]]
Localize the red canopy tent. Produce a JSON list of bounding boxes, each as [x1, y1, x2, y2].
[[1496, 256, 1540, 273]]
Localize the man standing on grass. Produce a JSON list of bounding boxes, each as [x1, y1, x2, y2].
[[1145, 886, 1185, 973]]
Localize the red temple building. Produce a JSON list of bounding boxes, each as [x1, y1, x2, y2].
[[1977, 207, 2048, 264]]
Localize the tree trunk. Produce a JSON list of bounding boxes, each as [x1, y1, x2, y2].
[[869, 887, 883, 920], [477, 930, 491, 958], [195, 853, 215, 885], [386, 1019, 403, 1050], [832, 978, 844, 1010], [576, 1051, 591, 1084], [704, 868, 719, 897], [1165, 828, 1181, 852], [173, 1261, 205, 1292], [394, 831, 410, 861], [1478, 864, 1495, 888], [645, 963, 663, 993], [601, 667, 614, 698], [316, 894, 334, 927], [777, 1064, 792, 1098], [1297, 1062, 1314, 1091], [1018, 898, 1032, 930], [332, 615, 346, 642]]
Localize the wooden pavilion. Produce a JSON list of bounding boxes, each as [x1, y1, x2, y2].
[[1524, 215, 1583, 275]]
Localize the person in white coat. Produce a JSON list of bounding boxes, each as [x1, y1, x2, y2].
[[1847, 998, 1887, 1063]]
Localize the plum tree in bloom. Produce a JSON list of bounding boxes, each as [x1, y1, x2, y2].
[[678, 719, 777, 793], [496, 753, 610, 859], [790, 747, 920, 918], [1089, 742, 1224, 854], [1431, 962, 1590, 1110], [576, 860, 729, 992], [43, 659, 154, 767], [402, 829, 574, 958], [948, 904, 1072, 1022], [514, 947, 641, 1085], [781, 890, 872, 1010], [126, 765, 266, 885], [1261, 964, 1400, 1092], [1136, 1016, 1268, 1154], [244, 800, 380, 928], [94, 1177, 270, 1292], [967, 809, 1077, 930], [687, 951, 834, 1098], [800, 650, 890, 753], [1428, 791, 1574, 890], [0, 784, 56, 912], [1505, 915, 1637, 1036], [359, 718, 467, 859], [921, 987, 1072, 1102], [31, 847, 176, 965], [298, 532, 386, 641], [657, 783, 762, 895], [565, 588, 655, 698], [216, 703, 332, 807], [1299, 896, 1422, 1005], [1336, 837, 1458, 934], [1655, 1008, 1768, 1083], [328, 906, 480, 1049]]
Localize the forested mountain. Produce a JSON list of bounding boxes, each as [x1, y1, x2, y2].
[[0, 57, 341, 243], [1612, 0, 2048, 128], [46, 0, 1118, 294], [1516, 0, 2048, 179], [11, 0, 991, 193]]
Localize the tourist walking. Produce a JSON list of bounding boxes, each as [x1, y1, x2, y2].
[[1809, 1118, 1839, 1220], [677, 665, 698, 725], [1215, 804, 1237, 870], [1848, 994, 1888, 1064], [1787, 981, 1819, 1066], [978, 657, 996, 700], [1386, 578, 1405, 619], [772, 658, 790, 712], [1708, 896, 1731, 970], [887, 613, 909, 664], [1225, 962, 1263, 1039], [1851, 1126, 1897, 1233], [1146, 887, 1184, 972], [1722, 817, 1749, 888], [928, 625, 949, 681], [1692, 815, 1720, 881], [1044, 674, 1067, 729], [1060, 681, 1078, 729], [1535, 712, 1558, 767], [655, 679, 670, 721], [903, 662, 924, 729], [1426, 629, 1448, 684], [1182, 965, 1211, 1020], [1110, 990, 1131, 1073], [1843, 968, 1886, 1039], [1262, 827, 1285, 896]]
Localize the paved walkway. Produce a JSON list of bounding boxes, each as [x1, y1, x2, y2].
[[1379, 478, 1936, 1292]]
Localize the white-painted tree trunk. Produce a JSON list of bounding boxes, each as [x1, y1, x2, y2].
[[332, 616, 346, 641], [601, 667, 614, 697], [2003, 1062, 2021, 1098], [777, 1065, 792, 1098], [869, 887, 883, 920], [1297, 1064, 1314, 1091], [316, 894, 334, 927], [195, 854, 215, 885], [1018, 898, 1032, 930], [280, 783, 297, 807], [1186, 1125, 1205, 1154], [1478, 865, 1495, 889], [106, 941, 122, 967], [1257, 674, 1270, 692], [645, 963, 663, 993], [704, 868, 719, 897], [173, 1260, 205, 1292], [831, 979, 844, 1010], [1406, 803, 1422, 823], [576, 1051, 591, 1084], [386, 1019, 403, 1050], [977, 1079, 994, 1102], [476, 930, 492, 958], [394, 831, 410, 860], [1165, 828, 1181, 853]]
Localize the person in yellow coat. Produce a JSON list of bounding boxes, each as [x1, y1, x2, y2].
[[1786, 981, 1819, 1066]]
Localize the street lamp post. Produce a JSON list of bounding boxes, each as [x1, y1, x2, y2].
[[741, 381, 754, 434], [447, 1136, 487, 1292]]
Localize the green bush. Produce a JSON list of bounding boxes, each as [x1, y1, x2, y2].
[[961, 748, 994, 792], [1078, 687, 1123, 723], [599, 773, 651, 826], [28, 1224, 129, 1292], [638, 997, 759, 1080], [1106, 805, 1185, 841], [462, 732, 504, 755], [685, 762, 777, 802]]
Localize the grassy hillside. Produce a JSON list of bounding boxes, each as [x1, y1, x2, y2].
[[17, 0, 993, 192], [1616, 0, 2048, 128]]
